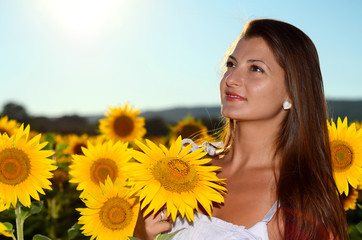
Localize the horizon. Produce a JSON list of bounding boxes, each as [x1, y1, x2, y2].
[[2, 98, 362, 119]]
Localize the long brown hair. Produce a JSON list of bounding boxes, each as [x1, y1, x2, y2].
[[219, 19, 348, 239]]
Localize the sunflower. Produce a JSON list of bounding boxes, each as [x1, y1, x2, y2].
[[169, 116, 212, 145], [328, 117, 362, 195], [63, 134, 90, 156], [99, 104, 146, 143], [354, 121, 362, 131], [0, 222, 12, 238], [77, 177, 139, 240], [130, 136, 226, 222], [0, 199, 9, 212], [0, 116, 20, 137], [340, 185, 359, 211], [69, 140, 133, 194], [51, 168, 69, 192], [0, 124, 56, 207]]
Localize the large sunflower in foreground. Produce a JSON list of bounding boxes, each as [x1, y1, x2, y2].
[[99, 104, 146, 143], [130, 136, 226, 222], [328, 117, 362, 195], [69, 140, 133, 194], [355, 121, 362, 131], [77, 177, 139, 240], [169, 116, 212, 145], [0, 125, 56, 207], [0, 116, 20, 137]]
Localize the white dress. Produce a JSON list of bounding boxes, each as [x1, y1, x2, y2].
[[170, 202, 277, 240], [169, 139, 278, 240]]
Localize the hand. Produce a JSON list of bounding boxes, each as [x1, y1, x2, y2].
[[134, 208, 172, 240], [144, 208, 172, 240]]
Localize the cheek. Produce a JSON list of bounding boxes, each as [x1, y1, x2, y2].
[[249, 79, 283, 97], [249, 82, 285, 107]]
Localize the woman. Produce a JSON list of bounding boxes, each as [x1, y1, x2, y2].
[[138, 19, 348, 240]]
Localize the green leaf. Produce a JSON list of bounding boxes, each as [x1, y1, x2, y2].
[[21, 201, 43, 221], [56, 143, 69, 152], [67, 223, 82, 240], [43, 134, 55, 150], [29, 201, 43, 215], [128, 237, 141, 240], [2, 222, 14, 235], [154, 229, 184, 240], [357, 203, 362, 211], [56, 153, 70, 160], [32, 234, 52, 240], [3, 222, 13, 231], [356, 221, 362, 235]]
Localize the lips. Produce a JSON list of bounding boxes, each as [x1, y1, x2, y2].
[[225, 91, 247, 101]]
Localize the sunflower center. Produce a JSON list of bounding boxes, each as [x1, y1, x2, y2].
[[177, 124, 202, 140], [0, 148, 31, 185], [0, 128, 10, 136], [152, 157, 198, 193], [99, 197, 132, 230], [73, 143, 86, 155], [90, 158, 118, 184], [51, 169, 68, 185], [114, 116, 134, 137], [331, 141, 353, 171]]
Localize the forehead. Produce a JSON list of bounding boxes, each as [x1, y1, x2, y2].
[[231, 37, 278, 63]]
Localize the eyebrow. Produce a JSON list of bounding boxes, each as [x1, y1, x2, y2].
[[247, 59, 271, 71], [228, 56, 271, 71], [228, 55, 238, 62]]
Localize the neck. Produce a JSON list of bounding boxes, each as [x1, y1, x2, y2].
[[226, 118, 282, 170]]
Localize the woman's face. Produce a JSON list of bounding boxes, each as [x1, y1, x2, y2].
[[220, 37, 289, 122]]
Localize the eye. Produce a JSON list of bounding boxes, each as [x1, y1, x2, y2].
[[250, 64, 264, 73], [226, 61, 236, 68]]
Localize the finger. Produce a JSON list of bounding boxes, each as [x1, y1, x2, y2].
[[159, 208, 171, 223], [144, 210, 172, 236]]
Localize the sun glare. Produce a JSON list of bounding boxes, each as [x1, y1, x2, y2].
[[40, 0, 124, 44]]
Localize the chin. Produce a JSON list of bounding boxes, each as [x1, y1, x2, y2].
[[221, 107, 239, 119]]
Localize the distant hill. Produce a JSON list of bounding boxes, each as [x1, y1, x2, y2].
[[140, 106, 222, 123], [327, 100, 362, 122], [87, 100, 362, 124], [87, 106, 222, 124]]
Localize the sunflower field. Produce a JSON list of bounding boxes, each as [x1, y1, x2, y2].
[[0, 104, 362, 240]]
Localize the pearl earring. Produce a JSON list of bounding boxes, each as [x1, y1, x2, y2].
[[283, 100, 292, 110]]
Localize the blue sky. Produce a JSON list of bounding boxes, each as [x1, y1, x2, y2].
[[1, 0, 361, 117]]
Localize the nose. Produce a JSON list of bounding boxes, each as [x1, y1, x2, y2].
[[223, 67, 243, 87]]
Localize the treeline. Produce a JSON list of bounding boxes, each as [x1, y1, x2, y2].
[[0, 102, 98, 135], [0, 102, 222, 136]]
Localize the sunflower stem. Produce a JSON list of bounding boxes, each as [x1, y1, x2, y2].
[[15, 203, 24, 240], [48, 197, 57, 239]]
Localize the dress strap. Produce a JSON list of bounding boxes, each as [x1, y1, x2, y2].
[[262, 201, 278, 223], [181, 139, 223, 156]]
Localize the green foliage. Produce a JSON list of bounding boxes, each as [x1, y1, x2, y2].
[[2, 222, 14, 236], [346, 202, 362, 239], [154, 229, 184, 240], [22, 202, 43, 221], [67, 223, 83, 240], [43, 134, 56, 150], [33, 234, 52, 240]]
